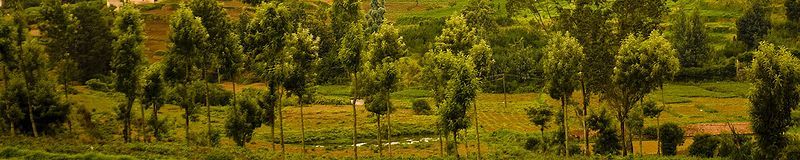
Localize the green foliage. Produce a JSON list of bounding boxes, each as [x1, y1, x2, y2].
[[225, 90, 265, 147], [788, 0, 800, 24], [460, 0, 497, 35], [331, 0, 361, 42], [283, 25, 320, 100], [85, 78, 112, 92], [186, 81, 232, 106], [542, 32, 583, 102], [717, 133, 755, 160], [524, 136, 542, 151], [559, 0, 615, 93], [70, 0, 114, 81], [736, 1, 771, 50], [337, 21, 365, 76], [671, 9, 710, 68], [434, 14, 480, 55], [165, 4, 208, 140], [749, 42, 799, 159], [111, 4, 145, 142], [0, 147, 135, 160], [641, 100, 663, 118], [38, 0, 76, 65], [588, 109, 621, 155], [366, 0, 385, 33], [246, 2, 294, 89], [412, 99, 431, 115], [526, 99, 553, 135], [2, 39, 70, 135], [612, 0, 668, 37], [439, 56, 476, 134], [658, 123, 685, 155], [688, 134, 721, 158]]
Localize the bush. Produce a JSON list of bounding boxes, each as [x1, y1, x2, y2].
[[717, 134, 755, 159], [675, 63, 736, 81], [659, 123, 686, 155], [642, 126, 658, 140], [524, 137, 541, 151], [86, 78, 111, 92], [412, 99, 431, 115], [689, 134, 721, 158]]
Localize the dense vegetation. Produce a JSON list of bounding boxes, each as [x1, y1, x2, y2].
[[1, 0, 800, 159]]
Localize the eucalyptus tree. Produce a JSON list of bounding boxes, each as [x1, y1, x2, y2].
[[331, 0, 361, 42], [542, 32, 584, 156], [558, 1, 616, 154], [164, 5, 208, 142], [736, 1, 771, 50], [225, 89, 265, 147], [606, 31, 679, 156], [39, 0, 77, 104], [460, 0, 497, 36], [0, 12, 20, 135], [111, 4, 145, 143], [671, 9, 709, 68], [189, 0, 229, 138], [283, 25, 320, 154], [142, 64, 165, 141], [611, 0, 668, 38], [749, 42, 800, 159], [337, 21, 365, 158], [439, 54, 477, 159], [246, 2, 293, 155]]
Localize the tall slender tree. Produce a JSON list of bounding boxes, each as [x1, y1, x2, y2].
[[111, 4, 145, 143], [542, 32, 584, 156], [606, 31, 679, 156], [164, 5, 208, 142], [736, 1, 771, 50], [189, 0, 228, 141], [337, 21, 365, 158], [284, 25, 320, 155], [142, 64, 165, 141]]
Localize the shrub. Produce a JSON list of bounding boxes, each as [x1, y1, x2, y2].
[[86, 78, 111, 92], [717, 134, 755, 159], [524, 136, 541, 151], [659, 123, 686, 155], [689, 134, 721, 158], [642, 126, 658, 140], [412, 99, 431, 115], [189, 82, 233, 106]]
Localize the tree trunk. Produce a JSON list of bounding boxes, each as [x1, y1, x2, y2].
[[437, 103, 444, 156], [300, 97, 306, 154], [271, 123, 275, 151], [352, 73, 358, 159], [473, 101, 481, 159], [581, 80, 590, 156], [125, 96, 134, 143], [205, 72, 211, 145], [387, 94, 392, 157], [279, 88, 285, 157], [28, 101, 37, 137], [153, 103, 159, 141], [561, 97, 568, 157], [621, 116, 627, 156], [453, 131, 459, 159], [141, 98, 146, 142], [656, 116, 661, 155], [377, 114, 382, 158]]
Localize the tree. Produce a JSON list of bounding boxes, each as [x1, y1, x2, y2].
[[438, 54, 477, 158], [245, 2, 294, 155], [434, 15, 480, 55], [164, 5, 208, 142], [606, 31, 680, 156], [788, 0, 800, 24], [337, 21, 365, 158], [421, 49, 458, 156], [225, 89, 265, 147], [612, 0, 668, 38], [357, 23, 405, 157], [111, 4, 145, 143], [0, 11, 21, 135], [189, 0, 229, 140], [641, 100, 664, 154], [3, 39, 70, 137], [671, 9, 710, 68], [366, 0, 385, 33], [71, 1, 114, 81], [559, 1, 617, 154], [526, 99, 553, 138], [659, 123, 685, 155], [331, 0, 361, 42], [142, 64, 165, 141], [39, 0, 78, 105], [283, 25, 320, 154], [460, 0, 497, 35], [542, 32, 584, 156], [736, 1, 771, 50], [749, 42, 800, 159]]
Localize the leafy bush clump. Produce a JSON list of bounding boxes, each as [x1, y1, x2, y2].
[[689, 134, 721, 158], [524, 137, 541, 151], [659, 123, 685, 155], [412, 99, 431, 115], [86, 78, 112, 92]]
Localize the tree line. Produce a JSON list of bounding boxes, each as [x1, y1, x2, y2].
[[1, 0, 800, 159]]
